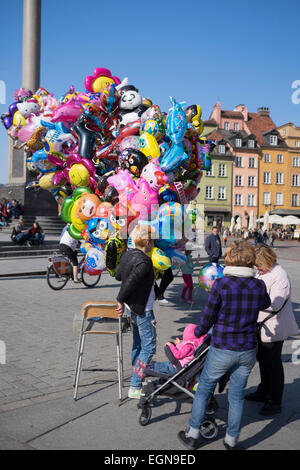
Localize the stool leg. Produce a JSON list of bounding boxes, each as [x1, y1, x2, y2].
[[116, 334, 122, 400], [74, 333, 86, 400]]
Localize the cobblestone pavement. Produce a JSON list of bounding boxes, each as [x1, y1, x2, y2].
[[0, 238, 299, 450]]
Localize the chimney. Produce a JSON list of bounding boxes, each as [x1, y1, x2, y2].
[[257, 107, 270, 116], [234, 104, 248, 122]]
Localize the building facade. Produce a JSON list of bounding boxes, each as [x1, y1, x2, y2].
[[258, 129, 289, 217], [196, 139, 234, 230], [276, 123, 300, 216]]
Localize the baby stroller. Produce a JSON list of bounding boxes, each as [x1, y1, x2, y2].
[[137, 334, 225, 440]]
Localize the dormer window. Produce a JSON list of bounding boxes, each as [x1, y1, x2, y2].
[[248, 139, 255, 148], [270, 135, 278, 146], [218, 144, 225, 153], [235, 138, 242, 147]]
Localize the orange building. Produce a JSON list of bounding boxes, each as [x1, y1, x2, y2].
[[257, 129, 290, 218], [277, 123, 300, 215]]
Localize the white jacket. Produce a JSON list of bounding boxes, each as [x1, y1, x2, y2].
[[256, 264, 299, 342]]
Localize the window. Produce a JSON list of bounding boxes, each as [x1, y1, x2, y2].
[[206, 164, 214, 176], [219, 163, 226, 177], [264, 153, 271, 163], [248, 157, 255, 168], [263, 172, 271, 184], [234, 122, 239, 131], [218, 186, 226, 200], [248, 176, 255, 187], [296, 141, 300, 147], [276, 172, 284, 184], [224, 121, 229, 130], [248, 139, 255, 148], [235, 194, 243, 205], [263, 192, 270, 205], [282, 129, 286, 136], [205, 186, 214, 199], [293, 157, 299, 167], [277, 154, 283, 163], [248, 194, 255, 206], [275, 193, 283, 205], [292, 174, 299, 186], [235, 156, 243, 167], [270, 135, 278, 146], [218, 144, 226, 154], [292, 194, 299, 207], [235, 175, 243, 186], [235, 138, 242, 147]]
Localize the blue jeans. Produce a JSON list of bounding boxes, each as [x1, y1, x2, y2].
[[151, 361, 177, 375], [130, 310, 156, 389], [188, 346, 256, 442]]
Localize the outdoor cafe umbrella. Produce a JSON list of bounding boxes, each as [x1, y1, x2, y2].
[[229, 216, 235, 233], [262, 211, 269, 231], [236, 216, 242, 231], [248, 210, 255, 231], [281, 215, 300, 225]]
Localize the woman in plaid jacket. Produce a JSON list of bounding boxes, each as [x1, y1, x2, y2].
[[178, 240, 271, 450]]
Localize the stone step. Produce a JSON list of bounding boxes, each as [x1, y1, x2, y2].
[[0, 246, 59, 258]]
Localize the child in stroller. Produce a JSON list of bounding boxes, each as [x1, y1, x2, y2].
[[137, 326, 222, 440], [133, 323, 206, 378]]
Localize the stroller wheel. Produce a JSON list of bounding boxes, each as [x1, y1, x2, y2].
[[199, 418, 218, 440], [137, 405, 152, 426]]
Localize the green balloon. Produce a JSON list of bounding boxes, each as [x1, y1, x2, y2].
[[68, 224, 82, 240]]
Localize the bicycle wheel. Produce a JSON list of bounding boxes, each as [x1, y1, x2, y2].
[[80, 264, 101, 288], [47, 265, 69, 290]]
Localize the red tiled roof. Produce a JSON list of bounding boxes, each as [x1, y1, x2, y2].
[[246, 112, 276, 145], [203, 118, 217, 126], [221, 110, 244, 119]]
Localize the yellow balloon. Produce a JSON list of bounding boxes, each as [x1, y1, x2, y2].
[[38, 172, 57, 190], [13, 111, 27, 127], [148, 247, 171, 271], [139, 132, 160, 159], [91, 76, 114, 93], [70, 200, 86, 233], [69, 164, 90, 187]]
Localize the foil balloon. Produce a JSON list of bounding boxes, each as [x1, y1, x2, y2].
[[139, 131, 160, 160], [198, 263, 224, 293], [85, 246, 106, 275], [84, 68, 121, 94], [148, 247, 171, 271]]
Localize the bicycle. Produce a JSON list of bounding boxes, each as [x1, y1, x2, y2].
[[46, 252, 101, 290]]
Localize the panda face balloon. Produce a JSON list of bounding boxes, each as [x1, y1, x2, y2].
[[119, 86, 142, 111]]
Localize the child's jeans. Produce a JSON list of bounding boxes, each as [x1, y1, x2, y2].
[[181, 274, 193, 301], [150, 360, 177, 375]]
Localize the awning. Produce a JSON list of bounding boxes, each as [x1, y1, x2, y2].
[[205, 207, 231, 213]]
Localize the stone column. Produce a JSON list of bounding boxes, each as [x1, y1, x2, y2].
[[6, 0, 58, 215], [22, 0, 41, 92]]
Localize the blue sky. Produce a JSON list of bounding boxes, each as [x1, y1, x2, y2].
[[0, 0, 300, 183]]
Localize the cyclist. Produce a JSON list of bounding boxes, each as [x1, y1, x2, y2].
[[59, 224, 80, 283]]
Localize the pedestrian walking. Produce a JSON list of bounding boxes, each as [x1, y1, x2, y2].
[[205, 226, 222, 263], [115, 224, 156, 400], [178, 240, 271, 450], [180, 250, 200, 304], [245, 245, 299, 416]]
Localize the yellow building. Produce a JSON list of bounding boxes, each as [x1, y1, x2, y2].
[[277, 123, 300, 216], [258, 128, 291, 217]]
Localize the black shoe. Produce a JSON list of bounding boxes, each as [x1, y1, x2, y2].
[[177, 430, 198, 450], [259, 402, 281, 416], [245, 392, 269, 403], [223, 439, 245, 450]]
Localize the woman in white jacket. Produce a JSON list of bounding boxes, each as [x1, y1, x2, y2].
[[246, 244, 299, 416]]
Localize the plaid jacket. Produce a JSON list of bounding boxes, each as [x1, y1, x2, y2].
[[195, 276, 271, 351]]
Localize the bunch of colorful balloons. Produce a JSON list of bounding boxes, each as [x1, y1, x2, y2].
[[1, 66, 215, 277]]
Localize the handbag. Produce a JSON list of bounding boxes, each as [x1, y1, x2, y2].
[[257, 297, 289, 338]]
